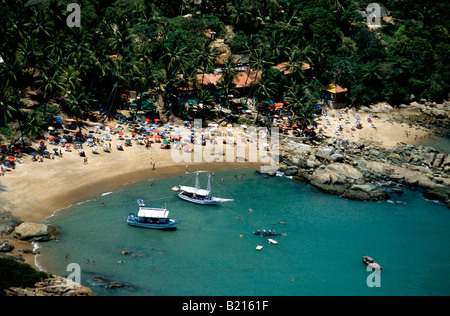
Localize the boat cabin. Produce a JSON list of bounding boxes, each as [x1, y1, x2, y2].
[[179, 186, 211, 199], [136, 207, 171, 224]]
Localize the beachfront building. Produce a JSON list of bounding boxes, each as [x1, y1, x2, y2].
[[321, 83, 348, 107]]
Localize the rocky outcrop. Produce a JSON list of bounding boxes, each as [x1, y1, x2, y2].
[[0, 214, 94, 296], [308, 163, 389, 201], [278, 129, 449, 205], [6, 275, 93, 296], [13, 222, 59, 242]]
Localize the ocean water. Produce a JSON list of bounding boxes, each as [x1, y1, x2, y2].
[[422, 135, 450, 153], [36, 168, 450, 296]]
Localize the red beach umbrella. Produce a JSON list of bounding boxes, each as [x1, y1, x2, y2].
[[155, 135, 161, 139], [118, 132, 124, 136], [146, 119, 152, 123], [8, 156, 15, 162], [154, 119, 161, 122], [48, 136, 55, 141], [131, 132, 137, 136]]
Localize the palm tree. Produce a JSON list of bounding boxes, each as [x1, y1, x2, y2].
[[161, 44, 188, 71], [62, 65, 81, 97], [45, 30, 72, 61], [0, 58, 25, 90], [285, 83, 319, 129], [230, 0, 251, 29], [16, 36, 42, 77], [61, 89, 93, 132], [245, 46, 272, 102], [35, 63, 65, 118], [0, 87, 21, 125], [196, 89, 215, 118], [180, 60, 200, 91], [217, 55, 238, 109], [20, 110, 47, 140], [153, 65, 182, 112], [193, 39, 220, 89]]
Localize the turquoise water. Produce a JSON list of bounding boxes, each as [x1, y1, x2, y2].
[[37, 168, 450, 296], [423, 135, 450, 153]]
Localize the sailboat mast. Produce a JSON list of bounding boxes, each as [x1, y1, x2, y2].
[[207, 173, 212, 193], [195, 173, 200, 189]]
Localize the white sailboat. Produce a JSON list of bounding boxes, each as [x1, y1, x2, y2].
[[176, 172, 234, 205]]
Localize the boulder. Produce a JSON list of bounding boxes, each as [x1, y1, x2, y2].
[[7, 275, 93, 296], [315, 147, 335, 160], [312, 163, 363, 185], [13, 222, 58, 242], [0, 213, 20, 235], [329, 153, 344, 162], [284, 166, 299, 176]]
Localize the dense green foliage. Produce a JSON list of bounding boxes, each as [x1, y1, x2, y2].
[[0, 0, 448, 131], [0, 257, 51, 296]]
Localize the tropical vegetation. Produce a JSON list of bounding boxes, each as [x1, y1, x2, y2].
[[0, 0, 448, 139]]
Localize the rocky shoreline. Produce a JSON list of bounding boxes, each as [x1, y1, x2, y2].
[[276, 102, 450, 208], [0, 212, 93, 296]]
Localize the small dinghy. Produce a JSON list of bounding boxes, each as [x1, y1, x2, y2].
[[253, 230, 281, 237], [268, 238, 278, 245], [256, 245, 263, 251]]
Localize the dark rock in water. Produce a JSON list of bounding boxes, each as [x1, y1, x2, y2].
[[0, 213, 20, 235], [424, 188, 450, 205], [90, 277, 126, 290], [0, 241, 15, 252], [309, 181, 389, 202], [284, 166, 299, 176]]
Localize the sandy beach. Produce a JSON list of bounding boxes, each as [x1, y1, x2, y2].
[[315, 108, 434, 148], [1, 109, 435, 222], [0, 128, 261, 223]]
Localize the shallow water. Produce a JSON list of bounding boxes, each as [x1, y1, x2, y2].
[[37, 168, 450, 296], [422, 135, 450, 153]]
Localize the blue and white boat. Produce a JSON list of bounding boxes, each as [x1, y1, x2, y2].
[[175, 172, 234, 205], [127, 199, 179, 230]]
